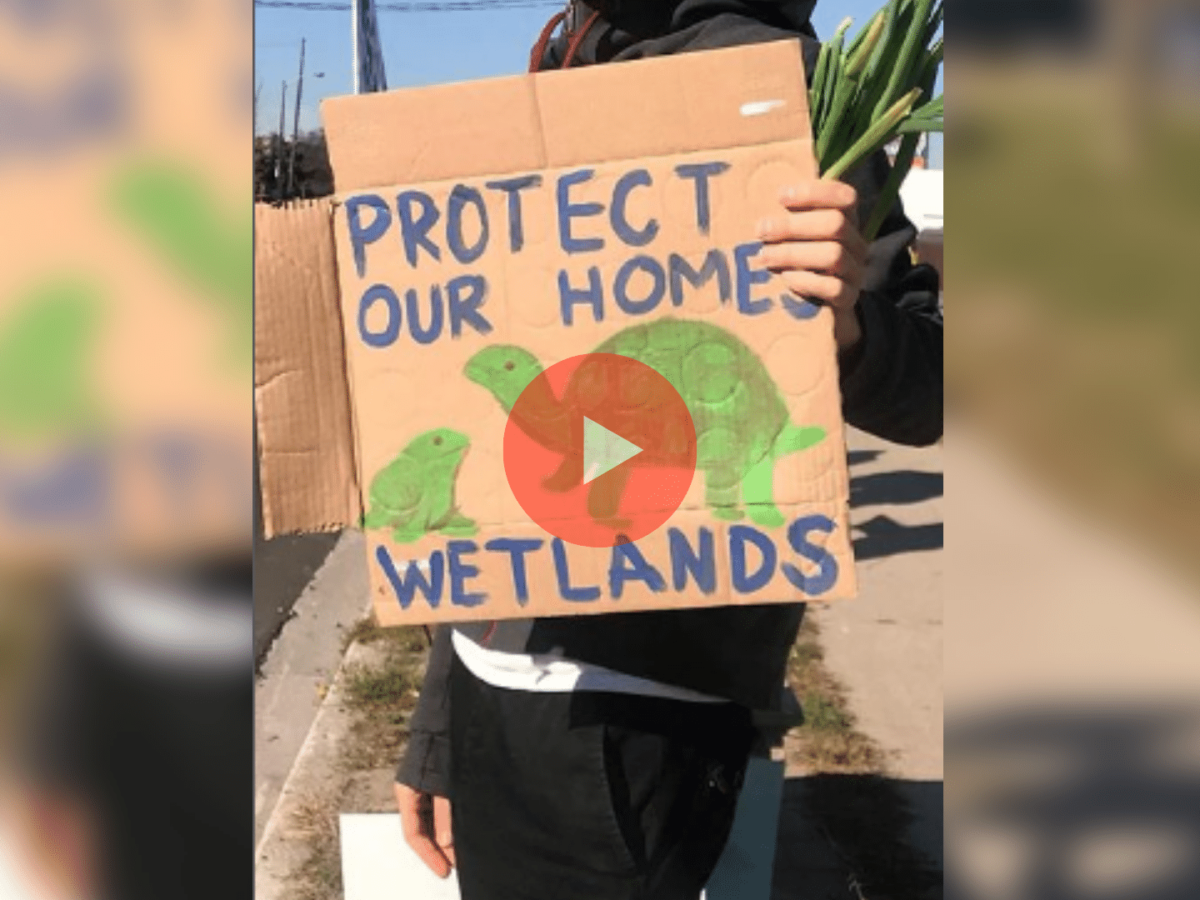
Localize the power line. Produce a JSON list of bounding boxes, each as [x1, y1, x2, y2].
[[255, 1, 560, 11]]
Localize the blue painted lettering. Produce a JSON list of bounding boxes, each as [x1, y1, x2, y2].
[[556, 169, 605, 254], [396, 190, 441, 266], [559, 267, 604, 325], [447, 540, 487, 607], [668, 527, 717, 593], [613, 255, 666, 316], [345, 194, 391, 278], [609, 541, 667, 599], [404, 285, 444, 344], [610, 170, 658, 247], [781, 515, 839, 596], [552, 538, 601, 602], [733, 242, 773, 315], [674, 162, 730, 235], [446, 275, 493, 337], [484, 538, 544, 605], [446, 185, 489, 265], [729, 524, 776, 593], [376, 546, 444, 610], [485, 175, 542, 253], [782, 294, 822, 320], [358, 284, 403, 348], [668, 250, 731, 307]]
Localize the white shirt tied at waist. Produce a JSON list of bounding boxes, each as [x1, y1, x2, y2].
[[451, 629, 728, 704]]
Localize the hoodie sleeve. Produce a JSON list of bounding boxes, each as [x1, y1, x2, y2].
[[395, 625, 453, 797], [836, 149, 944, 447]]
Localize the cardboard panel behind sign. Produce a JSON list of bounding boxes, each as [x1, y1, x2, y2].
[[254, 200, 361, 536]]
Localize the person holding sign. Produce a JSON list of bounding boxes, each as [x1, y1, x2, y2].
[[395, 2, 942, 898]]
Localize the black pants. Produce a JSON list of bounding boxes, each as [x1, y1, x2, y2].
[[448, 656, 756, 900]]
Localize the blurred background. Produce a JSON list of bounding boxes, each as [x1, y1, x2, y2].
[[948, 1, 1200, 898], [0, 1, 250, 898]]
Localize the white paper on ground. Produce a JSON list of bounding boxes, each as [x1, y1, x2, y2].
[[340, 757, 783, 900], [340, 813, 461, 900]]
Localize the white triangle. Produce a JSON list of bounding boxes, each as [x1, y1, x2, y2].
[[583, 417, 643, 485]]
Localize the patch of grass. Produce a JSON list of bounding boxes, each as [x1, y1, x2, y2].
[[289, 793, 342, 900], [785, 615, 886, 775], [343, 662, 420, 711], [340, 618, 430, 654], [341, 720, 408, 775], [789, 637, 824, 670], [338, 626, 428, 772], [801, 693, 852, 732], [286, 628, 434, 900], [286, 624, 434, 898], [340, 617, 382, 651]]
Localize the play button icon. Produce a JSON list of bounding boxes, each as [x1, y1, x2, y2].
[[583, 417, 643, 484], [495, 353, 697, 548]]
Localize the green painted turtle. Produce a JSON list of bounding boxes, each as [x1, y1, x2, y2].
[[464, 318, 825, 527]]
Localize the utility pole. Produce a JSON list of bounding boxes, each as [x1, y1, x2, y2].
[[352, 0, 388, 94], [288, 38, 306, 197], [276, 81, 287, 202]]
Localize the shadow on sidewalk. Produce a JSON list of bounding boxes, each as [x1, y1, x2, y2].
[[848, 450, 884, 467], [773, 775, 943, 900], [945, 702, 1200, 900], [853, 515, 944, 561], [851, 470, 944, 508]]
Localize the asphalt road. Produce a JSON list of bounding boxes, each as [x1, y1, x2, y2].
[[253, 451, 345, 665], [254, 530, 342, 665]]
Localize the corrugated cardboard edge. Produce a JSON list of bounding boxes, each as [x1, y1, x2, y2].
[[321, 39, 811, 192], [254, 199, 361, 536]]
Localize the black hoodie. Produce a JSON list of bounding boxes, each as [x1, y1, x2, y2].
[[398, 0, 943, 797]]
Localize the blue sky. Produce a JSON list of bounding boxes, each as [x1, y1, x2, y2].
[[255, 0, 942, 166]]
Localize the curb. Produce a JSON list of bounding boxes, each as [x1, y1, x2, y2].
[[255, 529, 371, 848], [255, 638, 392, 900]]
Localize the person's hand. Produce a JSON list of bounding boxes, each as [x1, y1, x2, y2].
[[755, 180, 868, 351], [394, 782, 455, 878]]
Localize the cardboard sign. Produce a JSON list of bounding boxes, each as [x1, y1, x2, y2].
[[254, 40, 856, 625]]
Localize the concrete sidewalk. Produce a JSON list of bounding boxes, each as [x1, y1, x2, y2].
[[821, 428, 943, 781], [255, 530, 371, 847]]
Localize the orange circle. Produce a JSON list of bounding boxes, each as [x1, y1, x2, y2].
[[503, 354, 697, 547]]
